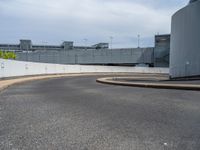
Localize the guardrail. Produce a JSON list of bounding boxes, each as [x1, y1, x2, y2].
[[0, 59, 169, 78]]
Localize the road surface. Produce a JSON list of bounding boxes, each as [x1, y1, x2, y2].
[[0, 75, 200, 150]]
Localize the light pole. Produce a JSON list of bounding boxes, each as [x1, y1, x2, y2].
[[8, 44, 10, 51], [42, 42, 47, 51], [137, 35, 144, 64], [26, 44, 29, 61], [137, 34, 140, 48], [42, 41, 47, 62], [83, 38, 88, 50], [83, 38, 89, 63], [110, 36, 113, 50], [110, 36, 114, 58]]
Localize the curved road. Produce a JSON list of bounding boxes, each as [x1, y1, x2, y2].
[[0, 75, 200, 150]]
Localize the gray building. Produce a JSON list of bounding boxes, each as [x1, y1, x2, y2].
[[170, 0, 200, 78], [62, 41, 74, 50], [20, 40, 32, 50], [154, 34, 170, 67], [0, 35, 170, 67], [92, 43, 109, 49]]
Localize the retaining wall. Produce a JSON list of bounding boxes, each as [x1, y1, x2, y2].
[[0, 59, 169, 78]]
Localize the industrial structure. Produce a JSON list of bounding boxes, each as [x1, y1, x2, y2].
[[0, 34, 170, 67], [154, 34, 170, 67], [170, 0, 200, 78]]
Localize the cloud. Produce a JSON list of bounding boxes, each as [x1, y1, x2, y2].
[[0, 0, 188, 47]]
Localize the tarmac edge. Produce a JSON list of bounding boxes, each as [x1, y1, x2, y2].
[[0, 73, 96, 92]]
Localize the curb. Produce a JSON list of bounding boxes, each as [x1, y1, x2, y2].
[[96, 77, 200, 91]]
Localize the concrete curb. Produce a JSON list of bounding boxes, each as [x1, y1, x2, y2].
[[96, 77, 200, 91], [0, 73, 98, 92]]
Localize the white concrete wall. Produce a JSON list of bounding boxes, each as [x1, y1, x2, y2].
[[0, 59, 169, 78]]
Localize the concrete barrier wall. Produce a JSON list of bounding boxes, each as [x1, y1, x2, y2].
[[0, 59, 169, 78]]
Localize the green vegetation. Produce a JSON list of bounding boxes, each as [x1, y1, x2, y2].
[[0, 50, 16, 59]]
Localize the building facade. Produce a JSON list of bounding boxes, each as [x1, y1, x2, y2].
[[154, 34, 170, 67], [0, 35, 170, 67], [170, 0, 200, 78]]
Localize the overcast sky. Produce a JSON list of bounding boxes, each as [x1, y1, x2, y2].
[[0, 0, 188, 48]]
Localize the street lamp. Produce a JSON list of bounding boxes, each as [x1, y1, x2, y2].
[[42, 41, 47, 51], [42, 41, 48, 62], [137, 34, 144, 63], [26, 44, 29, 61], [83, 38, 88, 50], [110, 36, 113, 50], [137, 34, 140, 48]]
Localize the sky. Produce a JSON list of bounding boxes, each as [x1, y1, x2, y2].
[[0, 0, 188, 48]]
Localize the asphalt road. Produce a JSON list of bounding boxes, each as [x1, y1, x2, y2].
[[1, 75, 200, 150]]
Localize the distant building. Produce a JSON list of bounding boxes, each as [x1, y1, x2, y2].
[[0, 40, 100, 52], [0, 35, 170, 67], [62, 41, 74, 50], [20, 40, 32, 50], [154, 34, 170, 67], [92, 43, 109, 49]]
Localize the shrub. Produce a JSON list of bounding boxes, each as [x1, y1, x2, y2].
[[0, 51, 3, 58], [0, 50, 16, 59]]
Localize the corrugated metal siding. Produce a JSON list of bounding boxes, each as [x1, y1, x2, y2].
[[170, 1, 200, 78]]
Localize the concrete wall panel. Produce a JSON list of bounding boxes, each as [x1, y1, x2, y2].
[[0, 59, 169, 78]]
